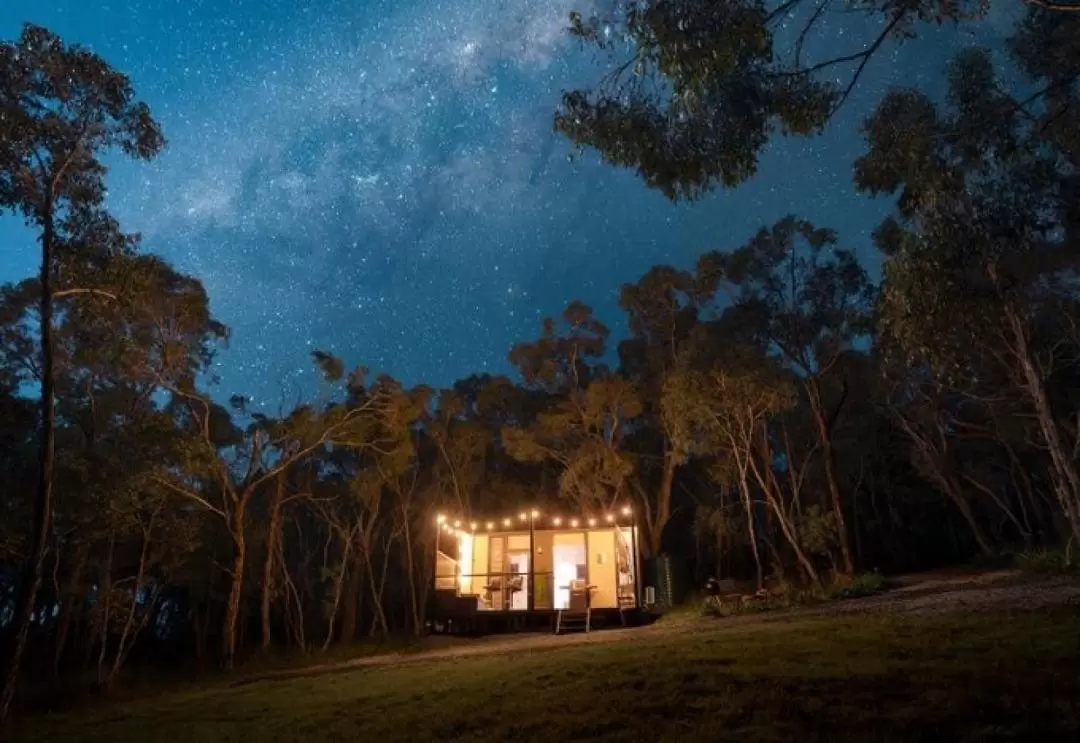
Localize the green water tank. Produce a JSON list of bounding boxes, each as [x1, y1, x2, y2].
[[644, 554, 688, 609]]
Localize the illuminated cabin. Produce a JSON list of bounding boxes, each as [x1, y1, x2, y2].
[[430, 508, 642, 634]]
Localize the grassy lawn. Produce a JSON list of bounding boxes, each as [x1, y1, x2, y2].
[[16, 608, 1080, 742]]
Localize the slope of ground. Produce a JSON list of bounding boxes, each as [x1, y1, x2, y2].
[[15, 571, 1080, 742]]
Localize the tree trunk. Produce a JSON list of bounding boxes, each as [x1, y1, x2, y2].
[[260, 480, 286, 650], [735, 465, 763, 591], [399, 503, 422, 635], [322, 531, 353, 651], [107, 529, 153, 685], [650, 450, 678, 556], [339, 532, 365, 645], [52, 542, 89, 677], [1, 207, 58, 723], [807, 380, 853, 575], [95, 532, 116, 688], [747, 438, 821, 587], [943, 477, 994, 557], [222, 502, 248, 669], [1009, 312, 1080, 544]]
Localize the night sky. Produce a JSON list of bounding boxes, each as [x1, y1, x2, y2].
[[0, 1, 1020, 410]]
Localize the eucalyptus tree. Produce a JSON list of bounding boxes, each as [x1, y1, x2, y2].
[[696, 217, 874, 575], [619, 266, 713, 553], [0, 23, 164, 718], [158, 354, 398, 667], [504, 301, 645, 516], [556, 0, 988, 200], [0, 252, 228, 684], [858, 8, 1080, 546]]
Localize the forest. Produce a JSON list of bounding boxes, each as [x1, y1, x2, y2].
[[1, 0, 1079, 725]]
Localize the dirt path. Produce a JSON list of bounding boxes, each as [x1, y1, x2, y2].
[[236, 569, 1080, 686]]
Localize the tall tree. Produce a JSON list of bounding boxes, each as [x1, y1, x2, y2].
[[0, 24, 164, 720], [857, 9, 1080, 545], [697, 217, 874, 574], [619, 266, 711, 553]]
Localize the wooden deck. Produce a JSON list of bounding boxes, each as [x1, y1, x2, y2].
[[427, 606, 643, 636], [428, 588, 642, 635]]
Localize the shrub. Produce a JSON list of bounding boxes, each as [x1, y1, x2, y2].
[[827, 571, 886, 600], [1014, 547, 1078, 576]]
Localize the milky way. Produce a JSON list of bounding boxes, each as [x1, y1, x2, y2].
[[0, 0, 1020, 409]]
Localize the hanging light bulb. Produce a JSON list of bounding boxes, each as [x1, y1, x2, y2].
[[570, 519, 579, 528], [621, 506, 632, 516], [453, 520, 461, 528], [605, 514, 614, 523], [519, 512, 527, 521], [470, 522, 478, 531], [436, 514, 446, 524], [503, 518, 512, 527], [588, 518, 597, 527], [552, 517, 562, 526], [486, 521, 494, 530]]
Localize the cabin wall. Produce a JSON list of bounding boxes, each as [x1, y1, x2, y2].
[[587, 529, 617, 609]]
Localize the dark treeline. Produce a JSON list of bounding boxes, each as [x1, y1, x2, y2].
[[1, 2, 1079, 721]]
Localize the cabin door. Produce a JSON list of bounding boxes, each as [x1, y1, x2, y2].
[[507, 551, 529, 610]]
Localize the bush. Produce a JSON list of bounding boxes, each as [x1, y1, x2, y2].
[[1014, 547, 1078, 576], [827, 571, 886, 600]]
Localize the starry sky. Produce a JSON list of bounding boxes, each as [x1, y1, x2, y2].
[[0, 0, 1021, 409]]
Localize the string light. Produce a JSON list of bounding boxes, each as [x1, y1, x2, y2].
[[437, 506, 632, 531]]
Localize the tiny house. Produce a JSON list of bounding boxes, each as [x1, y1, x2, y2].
[[430, 507, 642, 634]]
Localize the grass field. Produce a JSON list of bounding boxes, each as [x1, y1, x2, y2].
[[15, 605, 1080, 742]]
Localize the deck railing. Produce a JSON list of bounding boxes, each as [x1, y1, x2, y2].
[[434, 570, 563, 611]]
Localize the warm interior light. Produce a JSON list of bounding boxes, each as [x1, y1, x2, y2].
[[457, 531, 473, 594], [552, 517, 562, 526], [470, 522, 478, 531], [570, 519, 579, 528], [453, 520, 461, 528], [519, 512, 527, 521], [588, 518, 597, 527], [531, 509, 540, 519], [486, 521, 494, 530], [436, 514, 446, 524], [605, 514, 614, 523], [503, 518, 512, 527], [621, 506, 632, 516]]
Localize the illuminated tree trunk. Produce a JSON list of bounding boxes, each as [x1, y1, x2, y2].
[[650, 451, 677, 556], [222, 502, 248, 669], [260, 480, 285, 650], [1009, 312, 1080, 545], [807, 380, 853, 576]]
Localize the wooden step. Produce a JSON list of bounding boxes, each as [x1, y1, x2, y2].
[[555, 609, 591, 634]]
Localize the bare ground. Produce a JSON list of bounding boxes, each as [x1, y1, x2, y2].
[[236, 568, 1080, 686]]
